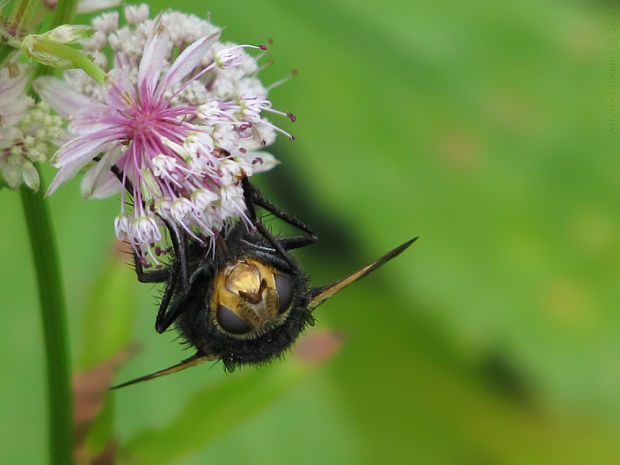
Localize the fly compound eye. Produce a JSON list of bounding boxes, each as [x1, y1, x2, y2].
[[216, 304, 253, 335], [274, 274, 293, 313]]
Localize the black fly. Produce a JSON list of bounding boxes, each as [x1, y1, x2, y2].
[[111, 170, 416, 388]]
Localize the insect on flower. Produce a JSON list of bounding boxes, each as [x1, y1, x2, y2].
[[34, 7, 294, 264], [29, 5, 417, 387], [111, 172, 417, 388]]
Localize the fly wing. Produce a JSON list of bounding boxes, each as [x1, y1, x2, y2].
[[110, 353, 216, 389], [308, 237, 418, 311]]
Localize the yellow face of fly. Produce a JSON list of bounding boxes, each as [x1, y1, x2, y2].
[[209, 258, 294, 338]]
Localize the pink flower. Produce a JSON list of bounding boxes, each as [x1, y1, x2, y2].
[[35, 11, 291, 262]]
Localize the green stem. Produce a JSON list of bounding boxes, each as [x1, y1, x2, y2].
[[19, 1, 80, 460], [49, 0, 78, 30], [20, 175, 74, 465]]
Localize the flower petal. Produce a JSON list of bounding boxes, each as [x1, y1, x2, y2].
[[51, 134, 112, 167], [22, 162, 40, 191], [102, 69, 137, 112], [88, 173, 122, 199], [162, 29, 221, 92], [34, 76, 95, 118], [0, 93, 32, 127], [80, 144, 123, 198], [47, 153, 95, 196], [77, 0, 121, 14], [0, 65, 29, 106], [244, 151, 280, 173], [138, 22, 170, 97], [2, 163, 22, 189]]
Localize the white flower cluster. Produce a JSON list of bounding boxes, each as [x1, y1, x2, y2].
[[36, 4, 294, 264], [0, 64, 64, 191]]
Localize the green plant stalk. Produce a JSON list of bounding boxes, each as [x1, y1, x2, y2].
[[14, 0, 40, 32], [20, 179, 74, 465], [7, 0, 36, 26], [18, 1, 79, 462], [49, 0, 78, 30]]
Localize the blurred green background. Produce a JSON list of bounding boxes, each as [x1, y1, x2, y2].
[[2, 0, 619, 463]]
